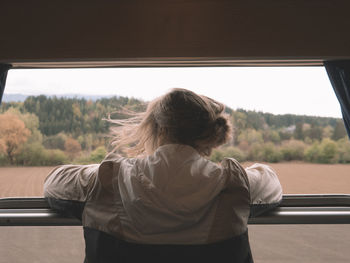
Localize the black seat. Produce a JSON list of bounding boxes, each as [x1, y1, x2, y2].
[[83, 227, 253, 263]]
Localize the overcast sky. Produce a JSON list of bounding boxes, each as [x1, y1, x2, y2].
[[4, 66, 342, 118]]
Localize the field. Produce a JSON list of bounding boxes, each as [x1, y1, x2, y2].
[[0, 163, 349, 262], [1, 162, 349, 198]]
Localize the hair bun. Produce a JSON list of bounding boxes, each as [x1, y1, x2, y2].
[[211, 116, 231, 147], [215, 116, 226, 126]]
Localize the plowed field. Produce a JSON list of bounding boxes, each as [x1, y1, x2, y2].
[[1, 163, 349, 198]]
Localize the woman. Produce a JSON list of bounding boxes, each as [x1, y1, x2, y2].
[[44, 88, 282, 263]]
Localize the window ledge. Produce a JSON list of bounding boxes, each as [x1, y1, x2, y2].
[[1, 195, 350, 226]]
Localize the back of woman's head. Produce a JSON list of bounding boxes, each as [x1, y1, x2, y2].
[[109, 88, 231, 156]]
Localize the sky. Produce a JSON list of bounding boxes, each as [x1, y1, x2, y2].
[[4, 66, 343, 118]]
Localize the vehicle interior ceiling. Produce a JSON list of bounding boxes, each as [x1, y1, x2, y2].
[[0, 1, 350, 225], [1, 1, 350, 68]]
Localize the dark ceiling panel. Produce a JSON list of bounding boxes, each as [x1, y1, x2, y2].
[[1, 0, 350, 62]]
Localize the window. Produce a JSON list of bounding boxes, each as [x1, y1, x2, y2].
[[0, 66, 347, 198], [1, 66, 349, 263]]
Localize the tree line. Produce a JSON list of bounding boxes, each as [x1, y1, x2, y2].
[[0, 95, 349, 166]]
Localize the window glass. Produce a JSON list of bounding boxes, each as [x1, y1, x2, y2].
[[0, 67, 348, 198]]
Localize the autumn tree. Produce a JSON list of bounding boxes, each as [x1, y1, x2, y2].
[[0, 113, 31, 164], [237, 128, 264, 145], [5, 107, 43, 144], [0, 138, 6, 153], [64, 137, 82, 159], [322, 125, 334, 138]]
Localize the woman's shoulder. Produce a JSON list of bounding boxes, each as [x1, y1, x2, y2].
[[219, 158, 250, 189], [220, 158, 246, 174]]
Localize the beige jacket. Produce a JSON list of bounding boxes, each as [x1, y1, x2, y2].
[[44, 144, 282, 244]]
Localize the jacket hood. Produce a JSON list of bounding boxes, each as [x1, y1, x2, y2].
[[116, 144, 227, 235]]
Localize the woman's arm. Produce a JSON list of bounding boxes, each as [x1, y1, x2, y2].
[[43, 152, 122, 220], [43, 164, 99, 220], [245, 163, 283, 217]]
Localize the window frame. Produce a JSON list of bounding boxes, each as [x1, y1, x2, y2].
[[1, 60, 349, 226]]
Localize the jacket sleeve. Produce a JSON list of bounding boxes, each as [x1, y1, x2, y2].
[[43, 164, 99, 220], [245, 163, 283, 217]]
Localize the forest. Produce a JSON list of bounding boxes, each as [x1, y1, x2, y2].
[[0, 95, 349, 166]]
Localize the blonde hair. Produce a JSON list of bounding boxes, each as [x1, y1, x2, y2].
[[108, 88, 231, 157]]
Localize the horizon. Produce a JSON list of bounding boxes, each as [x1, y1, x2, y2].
[[1, 92, 343, 120], [3, 67, 343, 118]]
